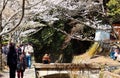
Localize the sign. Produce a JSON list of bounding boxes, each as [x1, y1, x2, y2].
[[94, 30, 110, 41]]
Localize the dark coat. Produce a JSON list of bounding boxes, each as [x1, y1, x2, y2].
[[7, 43, 17, 68]]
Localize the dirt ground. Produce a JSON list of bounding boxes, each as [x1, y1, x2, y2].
[[90, 55, 120, 66]]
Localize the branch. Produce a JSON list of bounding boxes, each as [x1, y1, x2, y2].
[[65, 14, 111, 30], [3, 0, 42, 27], [27, 28, 43, 36], [0, 0, 25, 36], [0, 0, 9, 31], [1, 0, 9, 13], [51, 26, 69, 36], [51, 25, 111, 44], [11, 27, 24, 42], [3, 10, 21, 28]]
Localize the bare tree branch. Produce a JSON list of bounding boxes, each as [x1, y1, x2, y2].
[[0, 0, 25, 36], [3, 0, 43, 27], [27, 28, 43, 36], [65, 14, 111, 30], [1, 0, 9, 13]]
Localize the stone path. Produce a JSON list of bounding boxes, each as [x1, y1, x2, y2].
[[0, 67, 35, 78]]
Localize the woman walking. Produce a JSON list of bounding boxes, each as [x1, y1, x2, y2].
[[17, 53, 26, 78], [16, 44, 26, 78], [7, 43, 17, 78]]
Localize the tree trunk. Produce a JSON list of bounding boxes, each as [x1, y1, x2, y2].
[[0, 36, 2, 70], [56, 19, 84, 63], [0, 13, 3, 70]]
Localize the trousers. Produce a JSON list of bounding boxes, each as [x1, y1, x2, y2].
[[26, 55, 31, 68]]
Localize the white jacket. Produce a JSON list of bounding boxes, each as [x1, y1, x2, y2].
[[24, 45, 34, 56]]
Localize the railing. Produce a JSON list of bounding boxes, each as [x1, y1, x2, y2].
[[33, 63, 101, 78]]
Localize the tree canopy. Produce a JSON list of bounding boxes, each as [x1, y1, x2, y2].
[[0, 0, 115, 43], [107, 0, 120, 23]]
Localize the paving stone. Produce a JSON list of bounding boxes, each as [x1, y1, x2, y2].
[[0, 67, 35, 78]]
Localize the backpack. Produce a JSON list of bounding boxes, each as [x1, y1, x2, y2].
[[17, 54, 26, 71]]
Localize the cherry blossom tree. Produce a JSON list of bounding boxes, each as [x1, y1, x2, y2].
[[0, 0, 112, 44], [0, 0, 25, 70]]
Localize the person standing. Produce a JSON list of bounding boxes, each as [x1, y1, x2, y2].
[[7, 43, 17, 78], [2, 44, 9, 69], [24, 43, 34, 68]]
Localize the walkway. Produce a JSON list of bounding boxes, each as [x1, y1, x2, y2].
[[0, 67, 35, 78]]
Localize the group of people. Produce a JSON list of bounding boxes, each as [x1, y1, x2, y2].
[[2, 42, 34, 78], [110, 46, 120, 61]]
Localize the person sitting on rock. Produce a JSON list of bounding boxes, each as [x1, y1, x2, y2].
[[42, 53, 50, 64], [110, 51, 116, 60], [114, 48, 120, 61]]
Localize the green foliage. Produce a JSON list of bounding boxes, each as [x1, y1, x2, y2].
[[27, 19, 93, 63], [83, 26, 95, 37], [107, 0, 120, 13], [107, 0, 120, 22], [26, 20, 67, 62], [2, 40, 8, 45], [41, 28, 55, 45]]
